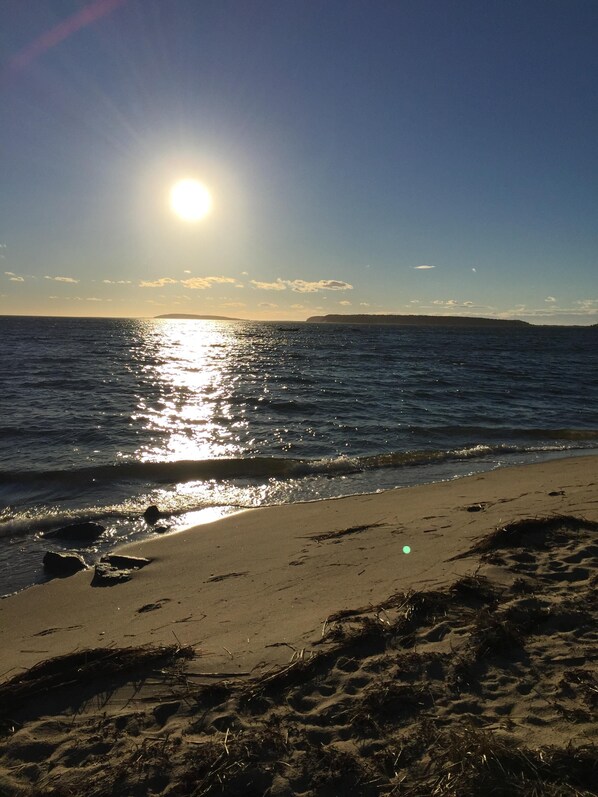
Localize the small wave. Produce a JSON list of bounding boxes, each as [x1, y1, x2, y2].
[[0, 507, 120, 538], [1, 439, 593, 494]]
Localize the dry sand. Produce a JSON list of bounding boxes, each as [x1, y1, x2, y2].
[[0, 455, 597, 795]]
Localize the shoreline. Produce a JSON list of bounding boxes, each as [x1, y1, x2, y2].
[[2, 454, 597, 677], [2, 446, 597, 598], [1, 454, 597, 794]]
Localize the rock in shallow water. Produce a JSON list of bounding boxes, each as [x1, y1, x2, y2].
[[43, 551, 88, 577], [143, 505, 161, 525], [43, 522, 105, 543]]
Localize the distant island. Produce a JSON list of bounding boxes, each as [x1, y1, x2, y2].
[[155, 314, 243, 321], [306, 314, 530, 328]]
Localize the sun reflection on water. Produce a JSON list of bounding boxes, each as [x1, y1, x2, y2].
[[131, 320, 247, 463]]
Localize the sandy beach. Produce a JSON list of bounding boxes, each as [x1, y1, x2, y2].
[[1, 455, 597, 795]]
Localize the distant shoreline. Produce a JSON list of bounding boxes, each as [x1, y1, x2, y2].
[[306, 313, 530, 328]]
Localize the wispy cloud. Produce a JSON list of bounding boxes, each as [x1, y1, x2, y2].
[[431, 299, 476, 308], [45, 275, 79, 283], [102, 279, 132, 285], [339, 300, 352, 306], [250, 279, 287, 291], [287, 279, 353, 292], [424, 299, 489, 313], [181, 276, 237, 290], [251, 278, 353, 293], [139, 275, 238, 289], [576, 299, 598, 312], [545, 296, 557, 303], [259, 302, 278, 309], [413, 265, 435, 270], [359, 302, 370, 307], [221, 301, 246, 308], [496, 301, 598, 319], [139, 277, 178, 288]]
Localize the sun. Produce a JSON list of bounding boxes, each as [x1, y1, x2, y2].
[[169, 178, 212, 222]]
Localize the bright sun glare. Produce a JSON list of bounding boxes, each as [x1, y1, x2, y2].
[[170, 178, 212, 222]]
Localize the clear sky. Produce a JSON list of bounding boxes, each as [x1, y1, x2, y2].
[[1, 0, 597, 323]]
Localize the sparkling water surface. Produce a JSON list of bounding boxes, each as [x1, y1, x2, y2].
[[1, 316, 597, 595]]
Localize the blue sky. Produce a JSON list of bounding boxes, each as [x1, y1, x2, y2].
[[1, 0, 597, 322]]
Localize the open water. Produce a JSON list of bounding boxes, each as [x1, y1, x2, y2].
[[1, 315, 597, 595]]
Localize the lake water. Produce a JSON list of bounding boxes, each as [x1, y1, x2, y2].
[[1, 316, 597, 595]]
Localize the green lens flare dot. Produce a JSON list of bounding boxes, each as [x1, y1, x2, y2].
[[402, 545, 411, 554]]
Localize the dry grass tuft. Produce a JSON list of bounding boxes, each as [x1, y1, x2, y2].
[[401, 724, 598, 796], [449, 573, 499, 607], [471, 608, 527, 658], [177, 723, 289, 797], [299, 744, 381, 797]]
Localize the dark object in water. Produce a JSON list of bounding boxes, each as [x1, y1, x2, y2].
[[43, 521, 105, 542], [43, 551, 87, 577], [143, 505, 161, 525]]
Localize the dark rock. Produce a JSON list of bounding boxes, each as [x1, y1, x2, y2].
[[91, 562, 132, 587], [101, 554, 150, 570], [143, 505, 161, 525], [44, 522, 105, 543], [153, 526, 169, 534], [43, 551, 87, 577]]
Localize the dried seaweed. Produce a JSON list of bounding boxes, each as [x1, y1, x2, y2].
[[0, 644, 194, 720], [307, 522, 384, 542], [452, 514, 598, 561]]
